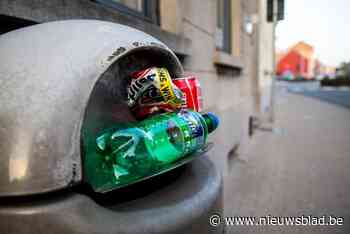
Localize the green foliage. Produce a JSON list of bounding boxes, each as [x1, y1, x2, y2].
[[337, 62, 350, 78]]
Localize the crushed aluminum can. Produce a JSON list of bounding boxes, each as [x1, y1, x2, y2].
[[172, 76, 203, 112], [127, 67, 185, 119]]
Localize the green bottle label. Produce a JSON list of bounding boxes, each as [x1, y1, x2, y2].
[[177, 111, 207, 154]]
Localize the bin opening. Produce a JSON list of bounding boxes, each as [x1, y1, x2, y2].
[[81, 47, 185, 193]]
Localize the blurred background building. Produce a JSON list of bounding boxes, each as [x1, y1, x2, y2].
[[277, 41, 336, 80], [277, 41, 315, 80], [0, 0, 276, 197], [314, 59, 336, 79]]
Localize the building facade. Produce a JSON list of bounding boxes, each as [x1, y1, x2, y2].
[[314, 59, 336, 79], [277, 41, 315, 80], [0, 0, 275, 210]]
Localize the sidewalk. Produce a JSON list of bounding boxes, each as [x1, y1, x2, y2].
[[224, 92, 350, 233]]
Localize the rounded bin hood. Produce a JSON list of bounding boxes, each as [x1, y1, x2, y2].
[[0, 20, 183, 196]]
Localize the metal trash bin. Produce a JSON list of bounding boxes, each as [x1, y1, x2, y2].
[[0, 20, 223, 234]]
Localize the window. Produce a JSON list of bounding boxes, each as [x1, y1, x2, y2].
[[113, 0, 143, 12], [216, 0, 231, 53], [94, 0, 159, 24]]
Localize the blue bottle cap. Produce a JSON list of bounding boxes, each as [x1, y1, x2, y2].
[[202, 112, 219, 133]]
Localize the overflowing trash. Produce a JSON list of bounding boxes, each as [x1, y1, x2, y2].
[[94, 110, 218, 191], [173, 76, 203, 112], [127, 67, 185, 119], [86, 67, 219, 192]]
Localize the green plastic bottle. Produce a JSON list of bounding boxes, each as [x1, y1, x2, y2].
[[85, 110, 219, 192]]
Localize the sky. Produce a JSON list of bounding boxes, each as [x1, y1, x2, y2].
[[276, 0, 350, 67]]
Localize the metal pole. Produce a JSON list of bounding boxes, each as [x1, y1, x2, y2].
[[269, 0, 278, 123], [253, 0, 261, 116]]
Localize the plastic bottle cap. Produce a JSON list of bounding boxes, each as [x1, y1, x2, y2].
[[203, 112, 219, 133]]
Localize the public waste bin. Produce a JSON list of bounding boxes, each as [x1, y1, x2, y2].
[[0, 20, 223, 234]]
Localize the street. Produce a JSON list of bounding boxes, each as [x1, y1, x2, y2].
[[278, 80, 350, 108], [224, 82, 350, 233]]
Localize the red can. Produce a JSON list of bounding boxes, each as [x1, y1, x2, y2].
[[172, 76, 203, 112]]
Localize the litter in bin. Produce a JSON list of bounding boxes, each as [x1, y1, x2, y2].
[[173, 75, 203, 112], [127, 67, 185, 119], [89, 109, 219, 192]]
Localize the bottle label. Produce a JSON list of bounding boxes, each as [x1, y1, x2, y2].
[[179, 111, 206, 154]]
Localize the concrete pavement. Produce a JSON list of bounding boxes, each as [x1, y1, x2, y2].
[[223, 91, 350, 233]]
